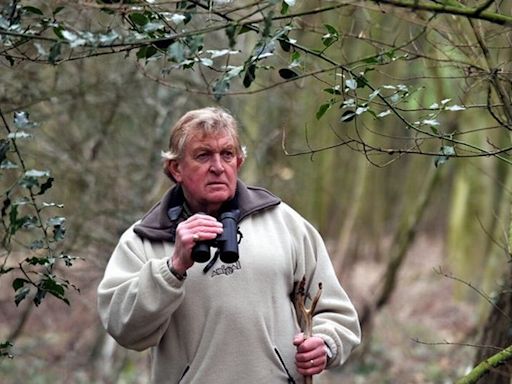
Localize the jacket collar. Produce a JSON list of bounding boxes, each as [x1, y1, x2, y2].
[[133, 180, 280, 242]]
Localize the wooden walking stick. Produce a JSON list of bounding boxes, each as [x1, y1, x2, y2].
[[293, 275, 323, 384]]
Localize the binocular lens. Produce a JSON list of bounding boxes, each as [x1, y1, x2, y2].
[[190, 209, 240, 264]]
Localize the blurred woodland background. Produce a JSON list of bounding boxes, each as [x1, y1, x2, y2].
[[1, 1, 512, 383]]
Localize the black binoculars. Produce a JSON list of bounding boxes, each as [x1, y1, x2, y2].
[[191, 209, 240, 264]]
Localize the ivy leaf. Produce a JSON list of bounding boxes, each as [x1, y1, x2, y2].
[[136, 45, 157, 60], [280, 2, 290, 15], [37, 277, 69, 305], [53, 6, 65, 16], [212, 78, 230, 101], [316, 103, 331, 120], [225, 24, 237, 48], [12, 278, 29, 292], [340, 110, 356, 122], [48, 42, 62, 65], [7, 131, 31, 140], [0, 341, 13, 359], [13, 279, 31, 306], [1, 197, 11, 218], [30, 240, 45, 250], [0, 139, 9, 163], [435, 145, 455, 167], [243, 64, 256, 88], [36, 176, 54, 196], [167, 41, 186, 62], [23, 6, 44, 15], [278, 68, 298, 80], [345, 79, 357, 90], [129, 13, 149, 26], [278, 35, 291, 52], [14, 111, 33, 129], [322, 24, 339, 48], [323, 86, 341, 95]]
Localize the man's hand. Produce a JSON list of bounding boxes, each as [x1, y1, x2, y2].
[[171, 214, 223, 273], [293, 333, 328, 376]]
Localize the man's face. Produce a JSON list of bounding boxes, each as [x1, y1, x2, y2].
[[169, 132, 243, 215]]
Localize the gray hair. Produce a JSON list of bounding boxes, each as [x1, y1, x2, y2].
[[162, 107, 246, 181]]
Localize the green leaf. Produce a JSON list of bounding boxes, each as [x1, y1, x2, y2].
[[38, 277, 69, 305], [12, 278, 29, 292], [53, 26, 64, 39], [225, 24, 237, 48], [323, 86, 341, 95], [25, 257, 50, 266], [278, 68, 298, 79], [14, 111, 32, 129], [355, 75, 368, 88], [0, 139, 9, 163], [129, 13, 149, 26], [53, 6, 65, 16], [278, 35, 291, 52], [324, 24, 339, 36], [36, 177, 54, 196], [14, 284, 30, 306], [47, 216, 66, 226], [1, 160, 18, 169], [8, 131, 31, 140], [136, 45, 157, 60], [23, 6, 44, 15], [239, 25, 252, 35], [243, 64, 256, 88], [340, 110, 356, 122], [322, 24, 339, 48], [281, 1, 290, 15], [25, 169, 50, 178], [48, 42, 62, 65], [1, 341, 14, 359], [0, 266, 14, 275], [212, 78, 230, 101], [435, 145, 455, 167], [29, 240, 45, 250], [316, 103, 331, 120], [1, 197, 11, 218], [167, 41, 186, 62], [345, 79, 357, 90]]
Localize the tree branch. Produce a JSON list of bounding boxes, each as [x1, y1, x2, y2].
[[372, 0, 512, 26]]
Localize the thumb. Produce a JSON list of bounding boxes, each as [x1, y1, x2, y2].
[[293, 332, 305, 346]]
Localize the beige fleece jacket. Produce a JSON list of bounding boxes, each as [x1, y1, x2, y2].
[[97, 201, 360, 383]]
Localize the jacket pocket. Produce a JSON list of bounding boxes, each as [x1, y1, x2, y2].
[[274, 347, 296, 384], [178, 365, 190, 383]]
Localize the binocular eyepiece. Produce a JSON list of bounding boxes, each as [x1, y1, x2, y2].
[[191, 209, 240, 264]]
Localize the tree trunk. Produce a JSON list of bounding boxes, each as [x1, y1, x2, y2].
[[359, 164, 442, 336]]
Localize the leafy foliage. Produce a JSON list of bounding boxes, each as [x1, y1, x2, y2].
[[1, 0, 500, 167], [1, 110, 78, 357]]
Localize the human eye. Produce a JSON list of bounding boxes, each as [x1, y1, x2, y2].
[[195, 151, 210, 162], [221, 150, 235, 161]]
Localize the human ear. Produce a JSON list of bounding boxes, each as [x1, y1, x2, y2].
[[168, 160, 183, 183], [236, 156, 244, 170]]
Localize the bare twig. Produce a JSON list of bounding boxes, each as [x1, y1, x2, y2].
[[292, 275, 323, 384]]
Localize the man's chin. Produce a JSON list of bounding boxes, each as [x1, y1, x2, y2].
[[205, 189, 234, 203]]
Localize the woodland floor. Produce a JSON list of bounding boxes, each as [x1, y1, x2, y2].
[[0, 234, 480, 384]]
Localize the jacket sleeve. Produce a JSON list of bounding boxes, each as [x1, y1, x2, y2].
[[97, 225, 184, 351], [290, 210, 361, 368]]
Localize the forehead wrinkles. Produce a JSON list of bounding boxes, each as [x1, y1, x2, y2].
[[187, 133, 236, 152]]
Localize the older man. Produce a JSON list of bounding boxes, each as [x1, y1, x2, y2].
[[97, 107, 361, 383]]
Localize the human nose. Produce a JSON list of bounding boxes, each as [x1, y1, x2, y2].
[[209, 154, 225, 173]]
